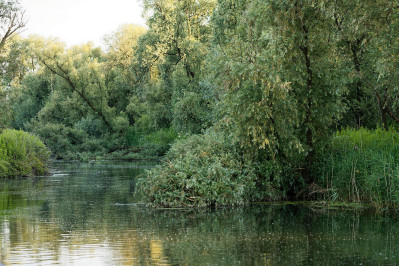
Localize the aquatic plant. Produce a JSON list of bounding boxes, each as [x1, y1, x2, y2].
[[315, 128, 399, 208]]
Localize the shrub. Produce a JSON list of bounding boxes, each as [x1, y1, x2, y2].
[[142, 127, 178, 156], [125, 126, 141, 147], [30, 123, 87, 159], [136, 131, 258, 207], [0, 129, 50, 178], [315, 128, 399, 208], [123, 126, 178, 158], [75, 116, 106, 137]]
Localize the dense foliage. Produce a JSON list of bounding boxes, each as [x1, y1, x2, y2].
[[137, 131, 283, 207], [2, 0, 399, 205], [315, 128, 399, 208], [0, 129, 50, 178]]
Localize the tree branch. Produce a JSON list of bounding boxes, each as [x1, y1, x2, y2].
[[38, 56, 113, 130]]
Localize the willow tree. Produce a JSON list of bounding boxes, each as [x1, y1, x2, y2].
[[265, 0, 347, 182], [30, 37, 125, 132], [374, 4, 399, 128], [330, 0, 399, 129], [209, 0, 347, 186], [104, 24, 146, 114], [128, 0, 216, 133]]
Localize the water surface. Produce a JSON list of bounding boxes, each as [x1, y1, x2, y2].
[[0, 161, 398, 265]]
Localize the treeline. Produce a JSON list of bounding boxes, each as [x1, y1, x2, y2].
[[2, 0, 399, 205]]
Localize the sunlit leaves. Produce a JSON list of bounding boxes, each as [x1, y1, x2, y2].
[[129, 0, 216, 133]]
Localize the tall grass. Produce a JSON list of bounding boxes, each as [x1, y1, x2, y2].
[[0, 129, 50, 178], [315, 128, 399, 208], [125, 126, 178, 157]]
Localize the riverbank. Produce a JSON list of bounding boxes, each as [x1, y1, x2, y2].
[[136, 128, 399, 210], [5, 126, 398, 211], [0, 129, 50, 178]]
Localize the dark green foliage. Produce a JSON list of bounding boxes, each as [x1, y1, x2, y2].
[[105, 126, 178, 160], [0, 129, 50, 178], [172, 91, 208, 134], [142, 127, 178, 156], [30, 123, 88, 159], [11, 74, 52, 130], [0, 88, 12, 129], [137, 131, 284, 207], [3, 0, 399, 207], [130, 126, 178, 157], [315, 128, 399, 208]]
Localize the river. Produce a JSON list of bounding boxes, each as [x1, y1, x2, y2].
[[0, 161, 398, 265]]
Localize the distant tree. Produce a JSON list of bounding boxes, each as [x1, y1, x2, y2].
[[128, 0, 216, 133], [0, 0, 26, 52], [30, 37, 115, 131], [0, 0, 26, 129], [104, 24, 146, 113], [104, 24, 146, 70]]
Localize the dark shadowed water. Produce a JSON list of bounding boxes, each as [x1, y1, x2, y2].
[[0, 161, 398, 265]]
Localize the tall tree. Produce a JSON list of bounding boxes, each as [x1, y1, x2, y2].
[[0, 0, 25, 129], [30, 37, 116, 131], [331, 0, 398, 129], [0, 0, 25, 52], [104, 24, 146, 114], [128, 0, 216, 133]]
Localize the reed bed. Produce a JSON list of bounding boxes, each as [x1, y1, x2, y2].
[[315, 128, 399, 209]]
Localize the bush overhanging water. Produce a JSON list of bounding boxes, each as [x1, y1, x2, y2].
[[137, 131, 285, 207]]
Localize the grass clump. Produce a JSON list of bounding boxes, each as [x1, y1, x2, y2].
[[315, 127, 399, 208], [0, 129, 50, 178], [136, 131, 258, 207]]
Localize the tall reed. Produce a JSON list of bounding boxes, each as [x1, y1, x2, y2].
[[315, 128, 399, 208]]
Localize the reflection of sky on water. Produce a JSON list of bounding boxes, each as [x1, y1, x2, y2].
[[6, 242, 115, 265], [1, 218, 169, 265], [0, 161, 398, 265]]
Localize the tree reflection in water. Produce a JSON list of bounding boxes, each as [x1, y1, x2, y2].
[[0, 161, 398, 265]]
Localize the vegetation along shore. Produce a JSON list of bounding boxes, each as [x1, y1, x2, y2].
[[1, 0, 399, 209]]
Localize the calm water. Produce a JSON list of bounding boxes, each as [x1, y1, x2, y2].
[[0, 161, 399, 265]]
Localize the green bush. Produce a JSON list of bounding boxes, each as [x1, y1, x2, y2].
[[0, 129, 50, 178], [125, 126, 141, 147], [142, 127, 178, 156], [75, 116, 106, 137], [123, 126, 177, 158], [136, 131, 259, 207], [315, 128, 399, 208], [30, 123, 87, 159], [30, 122, 113, 160]]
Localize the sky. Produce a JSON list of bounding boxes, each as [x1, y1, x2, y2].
[[19, 0, 146, 48]]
